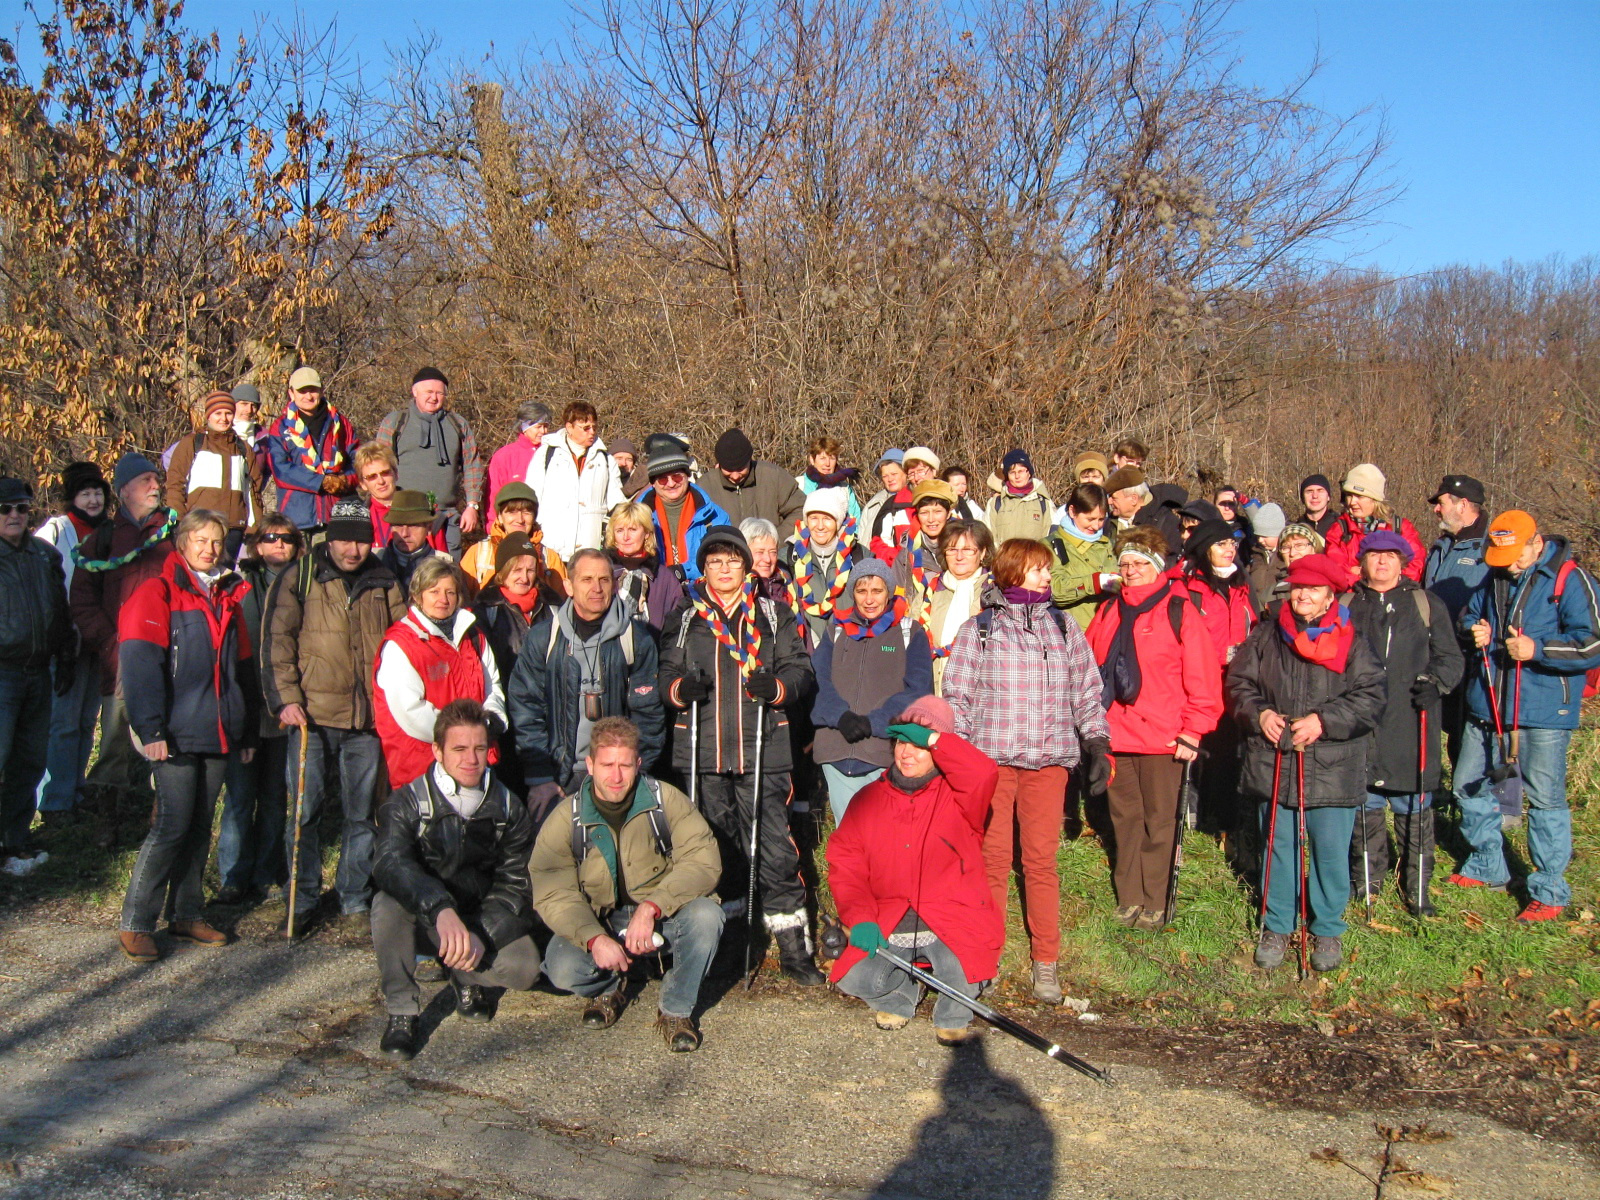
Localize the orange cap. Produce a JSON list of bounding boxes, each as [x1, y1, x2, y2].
[[1484, 509, 1538, 568]]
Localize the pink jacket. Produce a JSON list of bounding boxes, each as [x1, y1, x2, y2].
[[487, 435, 539, 522]]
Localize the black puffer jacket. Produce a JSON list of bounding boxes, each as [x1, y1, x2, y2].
[[0, 535, 71, 672], [371, 770, 535, 953], [1227, 615, 1387, 807]]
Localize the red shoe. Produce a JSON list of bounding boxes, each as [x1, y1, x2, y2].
[[1515, 901, 1564, 923], [1447, 873, 1505, 891]]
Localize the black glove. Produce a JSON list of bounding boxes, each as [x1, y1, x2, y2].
[[677, 670, 713, 705], [1411, 675, 1442, 711], [837, 711, 873, 743], [745, 670, 781, 704], [1082, 736, 1113, 794], [53, 654, 76, 698]]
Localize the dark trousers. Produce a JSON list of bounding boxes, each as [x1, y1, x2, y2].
[[695, 771, 805, 917], [0, 666, 52, 851], [371, 891, 541, 1016], [1105, 752, 1184, 914], [120, 753, 226, 933], [288, 725, 386, 918], [217, 737, 289, 892]]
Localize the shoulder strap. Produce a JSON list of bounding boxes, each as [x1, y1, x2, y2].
[[675, 604, 695, 648], [544, 619, 561, 664], [620, 620, 635, 667], [1050, 535, 1070, 566], [295, 554, 315, 602], [1412, 588, 1431, 628], [974, 608, 993, 650], [644, 778, 672, 858], [193, 429, 205, 455], [392, 405, 410, 445], [568, 791, 587, 864], [1167, 593, 1187, 641], [544, 443, 560, 472], [1554, 559, 1577, 598]]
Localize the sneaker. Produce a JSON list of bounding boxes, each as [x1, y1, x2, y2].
[[581, 989, 626, 1029], [935, 1025, 982, 1046], [1447, 873, 1506, 891], [874, 1011, 911, 1031], [1309, 935, 1343, 973], [656, 1013, 701, 1052], [452, 981, 494, 1022], [1133, 908, 1166, 932], [1031, 960, 1064, 1005], [168, 919, 228, 947], [1254, 929, 1289, 970], [118, 931, 159, 963], [1515, 901, 1564, 923], [380, 1015, 419, 1061], [1112, 905, 1142, 927]]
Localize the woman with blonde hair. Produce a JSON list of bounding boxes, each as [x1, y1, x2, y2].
[[605, 500, 682, 632]]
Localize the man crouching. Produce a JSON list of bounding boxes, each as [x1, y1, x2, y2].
[[371, 699, 541, 1061], [531, 716, 724, 1052]]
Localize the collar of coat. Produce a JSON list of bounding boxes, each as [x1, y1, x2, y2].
[[399, 604, 479, 648], [575, 776, 661, 883]]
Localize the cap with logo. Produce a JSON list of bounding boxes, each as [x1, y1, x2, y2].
[[1484, 510, 1538, 569]]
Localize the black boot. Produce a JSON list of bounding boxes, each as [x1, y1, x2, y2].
[[772, 924, 825, 986], [1398, 808, 1438, 916], [452, 980, 495, 1022], [1349, 805, 1390, 902], [380, 1015, 419, 1060]]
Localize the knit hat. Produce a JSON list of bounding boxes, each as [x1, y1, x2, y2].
[[0, 477, 32, 506], [517, 401, 553, 430], [895, 694, 956, 736], [803, 486, 851, 523], [714, 428, 754, 472], [1358, 528, 1414, 562], [493, 482, 539, 512], [202, 389, 235, 419], [412, 366, 449, 387], [609, 436, 637, 457], [645, 433, 692, 480], [1279, 523, 1326, 553], [910, 479, 957, 510], [326, 497, 374, 544], [387, 490, 434, 526], [1104, 467, 1146, 495], [1299, 473, 1333, 497], [112, 452, 160, 495], [59, 461, 109, 504], [287, 366, 322, 391], [696, 524, 753, 572], [1073, 451, 1109, 478], [1341, 463, 1386, 502], [229, 382, 261, 409], [495, 532, 540, 574], [903, 446, 941, 473], [1001, 448, 1034, 476], [876, 448, 905, 468], [1250, 502, 1287, 539], [1285, 553, 1347, 591], [844, 557, 896, 594], [1179, 498, 1222, 524], [1184, 519, 1241, 562]]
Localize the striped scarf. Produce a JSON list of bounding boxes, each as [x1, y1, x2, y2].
[[790, 525, 856, 621], [279, 401, 350, 474], [73, 509, 176, 573], [691, 578, 763, 679], [833, 586, 909, 640]]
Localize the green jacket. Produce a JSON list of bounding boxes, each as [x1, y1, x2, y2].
[[1048, 526, 1117, 630], [529, 775, 721, 948], [983, 476, 1054, 545]]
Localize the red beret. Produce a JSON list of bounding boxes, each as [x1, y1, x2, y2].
[[1285, 553, 1348, 592]]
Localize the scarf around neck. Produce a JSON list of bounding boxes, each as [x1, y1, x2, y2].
[[413, 403, 453, 468], [1277, 600, 1355, 672], [888, 763, 939, 794], [280, 401, 348, 474], [832, 588, 909, 640], [1057, 520, 1102, 543], [1098, 578, 1173, 709], [692, 578, 763, 679], [73, 508, 176, 572], [806, 464, 858, 489], [1002, 585, 1050, 606]]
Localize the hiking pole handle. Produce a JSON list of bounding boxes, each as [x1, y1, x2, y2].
[[873, 949, 1112, 1086]]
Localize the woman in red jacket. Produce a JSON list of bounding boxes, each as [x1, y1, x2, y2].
[[826, 696, 1002, 1046], [1323, 463, 1425, 583], [1085, 526, 1224, 931]]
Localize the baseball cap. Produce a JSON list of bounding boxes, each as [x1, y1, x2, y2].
[[288, 367, 323, 391], [1484, 510, 1538, 569]]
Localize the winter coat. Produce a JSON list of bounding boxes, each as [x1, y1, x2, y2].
[[610, 551, 684, 634], [1084, 581, 1224, 756], [639, 482, 728, 583], [372, 769, 535, 953], [1182, 569, 1258, 669], [1345, 580, 1463, 792], [262, 544, 407, 730], [164, 429, 268, 531], [1424, 514, 1490, 623], [983, 476, 1054, 545], [239, 557, 295, 741], [924, 571, 987, 692], [506, 596, 665, 790], [810, 617, 934, 771], [705, 459, 805, 533], [525, 430, 625, 560], [942, 594, 1110, 770], [529, 775, 721, 949], [1460, 535, 1600, 732], [486, 434, 540, 522], [826, 733, 1003, 984], [658, 585, 816, 775], [460, 520, 566, 592], [474, 584, 559, 686], [69, 508, 177, 694], [35, 512, 94, 592], [1133, 484, 1187, 557], [1227, 613, 1387, 807], [1299, 509, 1339, 538], [0, 533, 71, 673], [1247, 549, 1285, 616], [118, 555, 258, 756], [263, 403, 360, 529], [374, 404, 486, 515], [1047, 525, 1117, 631], [783, 535, 865, 647], [796, 471, 862, 522], [1325, 512, 1427, 583]]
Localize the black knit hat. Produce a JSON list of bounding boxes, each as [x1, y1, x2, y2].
[[1300, 473, 1333, 496], [60, 461, 110, 504], [1185, 519, 1241, 563], [326, 497, 374, 544], [696, 524, 752, 573], [645, 433, 692, 480], [412, 366, 449, 387], [714, 428, 754, 472]]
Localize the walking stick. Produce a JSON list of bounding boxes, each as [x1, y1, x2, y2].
[[1162, 757, 1195, 924], [873, 948, 1112, 1085], [687, 700, 700, 809], [285, 725, 308, 940], [1417, 707, 1430, 917], [1261, 744, 1285, 925], [1295, 747, 1311, 980], [1481, 646, 1519, 784], [1509, 629, 1524, 771], [744, 698, 766, 989], [1361, 814, 1374, 925]]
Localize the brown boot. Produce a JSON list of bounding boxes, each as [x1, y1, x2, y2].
[[169, 919, 228, 947], [581, 989, 626, 1029], [935, 1024, 983, 1046], [118, 931, 158, 963], [656, 1013, 701, 1052]]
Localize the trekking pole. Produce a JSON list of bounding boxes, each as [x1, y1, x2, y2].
[[744, 697, 766, 989], [1417, 708, 1430, 917], [1162, 756, 1196, 925], [873, 947, 1112, 1085], [1361, 815, 1374, 926], [1295, 746, 1311, 981], [1480, 646, 1519, 784], [285, 726, 308, 940], [1260, 742, 1285, 925], [687, 700, 700, 809], [1509, 628, 1524, 770]]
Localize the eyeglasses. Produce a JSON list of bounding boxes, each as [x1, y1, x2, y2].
[[656, 471, 688, 484], [0, 503, 30, 516], [361, 469, 395, 482]]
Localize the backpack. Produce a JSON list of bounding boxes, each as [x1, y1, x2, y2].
[[1550, 559, 1600, 699], [412, 772, 516, 838], [542, 614, 636, 668], [568, 778, 672, 864], [543, 441, 610, 477], [1339, 587, 1431, 628], [830, 616, 915, 651]]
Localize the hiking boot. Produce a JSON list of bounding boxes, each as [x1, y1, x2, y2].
[[169, 919, 228, 948], [213, 885, 247, 906], [581, 989, 626, 1029], [773, 926, 826, 987], [415, 956, 446, 983], [936, 1025, 983, 1046], [118, 931, 159, 963], [1133, 908, 1166, 932], [656, 1013, 701, 1052], [1515, 901, 1564, 923], [1309, 935, 1343, 973], [1254, 929, 1289, 970], [874, 1011, 911, 1031], [1447, 873, 1506, 892], [1031, 960, 1064, 1005], [380, 1015, 419, 1061], [1112, 905, 1142, 927], [452, 981, 494, 1022]]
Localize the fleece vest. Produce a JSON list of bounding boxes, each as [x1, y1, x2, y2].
[[813, 623, 912, 769]]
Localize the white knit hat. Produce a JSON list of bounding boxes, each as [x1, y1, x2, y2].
[[1341, 463, 1386, 502], [803, 487, 851, 523], [903, 445, 941, 473]]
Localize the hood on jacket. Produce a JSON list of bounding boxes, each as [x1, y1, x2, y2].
[[554, 593, 633, 647], [1149, 483, 1188, 511]]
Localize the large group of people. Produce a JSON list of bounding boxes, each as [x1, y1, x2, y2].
[[1, 372, 1596, 1059]]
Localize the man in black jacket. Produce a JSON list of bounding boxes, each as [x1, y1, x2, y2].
[[370, 699, 540, 1061]]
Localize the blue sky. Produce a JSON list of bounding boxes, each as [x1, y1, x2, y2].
[[9, 0, 1597, 275]]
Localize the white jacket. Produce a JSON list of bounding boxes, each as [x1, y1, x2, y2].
[[527, 429, 624, 561], [36, 514, 83, 590]]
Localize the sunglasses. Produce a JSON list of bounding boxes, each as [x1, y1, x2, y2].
[[0, 503, 31, 516], [656, 471, 688, 484], [258, 532, 297, 544]]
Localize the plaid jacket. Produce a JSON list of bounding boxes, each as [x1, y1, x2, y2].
[[942, 598, 1109, 770]]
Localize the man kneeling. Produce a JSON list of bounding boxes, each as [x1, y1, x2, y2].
[[371, 699, 541, 1060], [531, 716, 724, 1052]]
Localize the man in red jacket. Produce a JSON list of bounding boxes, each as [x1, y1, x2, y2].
[[826, 696, 1002, 1046]]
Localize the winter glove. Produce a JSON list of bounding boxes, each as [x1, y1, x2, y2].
[[744, 670, 781, 704], [848, 920, 887, 955], [886, 722, 935, 749], [1082, 735, 1114, 794], [676, 670, 713, 705], [1410, 674, 1442, 711], [837, 711, 873, 743], [52, 653, 76, 698]]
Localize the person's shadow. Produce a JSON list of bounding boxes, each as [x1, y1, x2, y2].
[[868, 1037, 1055, 1199]]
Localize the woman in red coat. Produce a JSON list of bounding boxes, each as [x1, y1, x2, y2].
[[825, 696, 1002, 1046], [1323, 463, 1426, 583]]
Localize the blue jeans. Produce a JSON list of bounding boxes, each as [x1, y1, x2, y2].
[[38, 657, 99, 812], [821, 762, 880, 825], [288, 725, 386, 918], [542, 896, 726, 1019], [120, 754, 226, 932], [1454, 721, 1572, 907], [837, 934, 980, 1028], [0, 667, 53, 851], [1259, 801, 1359, 938], [216, 737, 289, 892]]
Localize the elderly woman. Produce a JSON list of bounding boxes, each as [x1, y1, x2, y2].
[[374, 557, 507, 788], [1324, 463, 1426, 583], [943, 538, 1111, 1003], [462, 482, 565, 591], [1229, 552, 1386, 973], [1256, 522, 1325, 614], [783, 488, 861, 647], [826, 696, 1002, 1045], [474, 532, 563, 789], [739, 516, 806, 631], [1085, 526, 1223, 932], [116, 509, 258, 962], [811, 559, 934, 823], [1047, 482, 1118, 631], [925, 520, 993, 693], [606, 500, 683, 632]]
